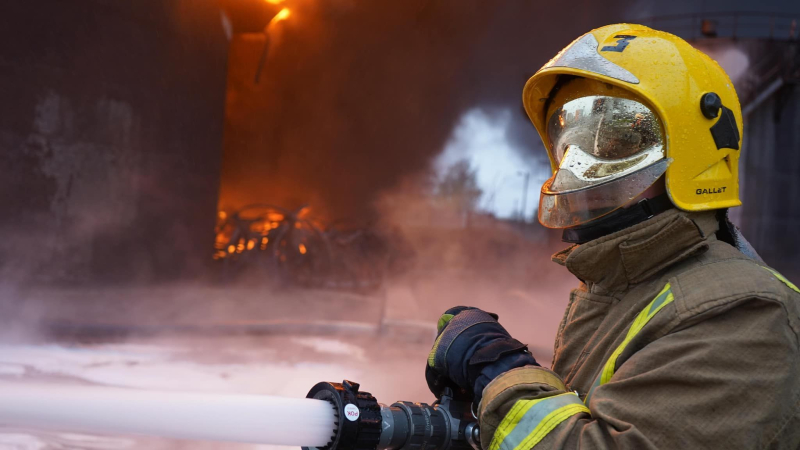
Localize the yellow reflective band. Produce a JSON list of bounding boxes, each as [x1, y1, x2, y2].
[[584, 268, 798, 407], [489, 398, 531, 450], [489, 393, 589, 450], [763, 267, 800, 294], [515, 404, 590, 450], [600, 283, 674, 385], [437, 313, 455, 333], [428, 332, 445, 367], [585, 284, 674, 405]]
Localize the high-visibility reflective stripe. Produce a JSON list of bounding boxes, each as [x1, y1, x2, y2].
[[489, 393, 589, 450], [582, 267, 797, 406], [428, 332, 444, 367], [437, 314, 455, 333], [585, 283, 674, 405], [764, 267, 800, 294]]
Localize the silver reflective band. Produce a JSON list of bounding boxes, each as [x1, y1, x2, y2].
[[546, 95, 665, 192], [542, 33, 639, 84]]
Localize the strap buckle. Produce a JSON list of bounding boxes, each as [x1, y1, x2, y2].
[[637, 198, 654, 219]]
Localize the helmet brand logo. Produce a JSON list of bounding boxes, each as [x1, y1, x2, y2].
[[601, 35, 637, 53], [696, 187, 727, 195]]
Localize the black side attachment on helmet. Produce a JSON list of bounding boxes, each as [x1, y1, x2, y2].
[[701, 92, 740, 150]]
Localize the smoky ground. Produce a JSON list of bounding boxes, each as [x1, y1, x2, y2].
[[0, 174, 576, 450]]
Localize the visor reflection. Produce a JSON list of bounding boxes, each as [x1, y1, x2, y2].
[[547, 96, 664, 164]]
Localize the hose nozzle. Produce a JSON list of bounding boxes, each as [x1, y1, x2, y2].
[[303, 381, 480, 450]]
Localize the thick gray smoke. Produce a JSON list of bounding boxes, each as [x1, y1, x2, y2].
[[219, 0, 632, 222]]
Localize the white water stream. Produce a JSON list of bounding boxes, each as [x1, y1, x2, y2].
[[0, 383, 336, 447]]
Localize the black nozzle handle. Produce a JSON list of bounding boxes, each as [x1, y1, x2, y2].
[[304, 381, 480, 450], [303, 380, 381, 450]]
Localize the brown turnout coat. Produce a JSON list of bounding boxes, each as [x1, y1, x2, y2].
[[478, 209, 800, 449]]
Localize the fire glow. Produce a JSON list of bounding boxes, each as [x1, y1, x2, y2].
[[270, 8, 291, 26], [212, 205, 397, 289]]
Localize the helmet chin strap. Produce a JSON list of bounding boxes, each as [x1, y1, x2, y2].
[[561, 194, 674, 244]]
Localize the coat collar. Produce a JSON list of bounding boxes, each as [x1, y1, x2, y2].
[[552, 209, 719, 294]]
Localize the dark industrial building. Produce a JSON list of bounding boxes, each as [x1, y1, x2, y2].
[[737, 40, 800, 277], [0, 1, 230, 282]]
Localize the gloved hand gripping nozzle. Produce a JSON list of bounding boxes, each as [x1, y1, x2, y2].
[[302, 381, 481, 450]]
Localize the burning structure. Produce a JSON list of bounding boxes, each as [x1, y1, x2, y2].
[[213, 204, 409, 289]]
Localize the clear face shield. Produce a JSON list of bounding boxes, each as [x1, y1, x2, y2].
[[538, 95, 671, 228]]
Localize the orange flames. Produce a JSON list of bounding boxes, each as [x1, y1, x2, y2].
[[269, 8, 291, 26]]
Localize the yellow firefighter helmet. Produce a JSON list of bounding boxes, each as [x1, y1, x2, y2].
[[524, 23, 743, 228]]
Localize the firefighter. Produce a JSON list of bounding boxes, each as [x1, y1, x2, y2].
[[425, 24, 800, 448]]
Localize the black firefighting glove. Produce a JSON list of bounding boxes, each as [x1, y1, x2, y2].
[[425, 306, 539, 405]]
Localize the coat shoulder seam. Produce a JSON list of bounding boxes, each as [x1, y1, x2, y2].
[[669, 282, 800, 345]]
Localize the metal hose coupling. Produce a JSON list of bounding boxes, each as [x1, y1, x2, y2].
[[303, 380, 481, 450]]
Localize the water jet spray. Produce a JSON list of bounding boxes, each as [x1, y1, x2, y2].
[[0, 381, 480, 450]]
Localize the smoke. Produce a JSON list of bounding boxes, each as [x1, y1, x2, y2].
[[218, 0, 632, 223], [692, 41, 750, 83], [1, 0, 619, 419], [0, 0, 629, 353], [435, 107, 550, 219], [2, 0, 639, 344], [212, 0, 624, 349]]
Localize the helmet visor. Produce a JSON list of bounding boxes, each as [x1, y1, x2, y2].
[[539, 158, 671, 228], [547, 95, 664, 167], [538, 95, 669, 228]]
